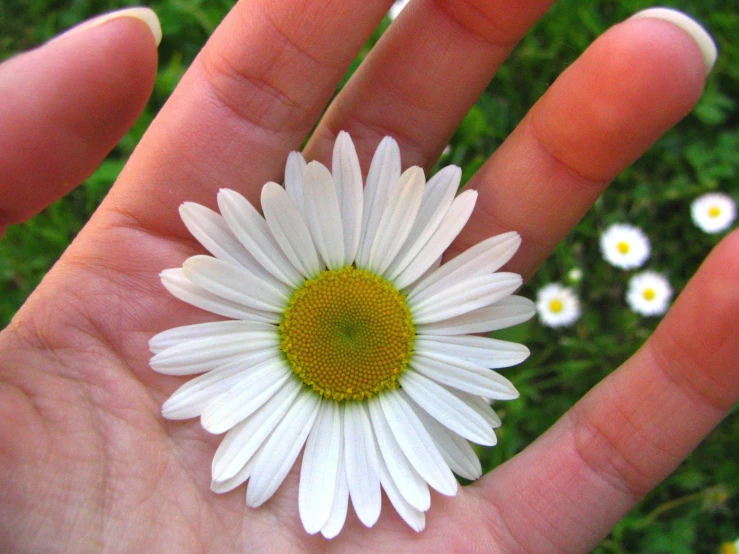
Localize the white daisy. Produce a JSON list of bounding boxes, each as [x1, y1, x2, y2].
[[567, 267, 583, 284], [389, 0, 410, 20], [720, 538, 739, 554], [150, 132, 535, 537], [626, 271, 672, 316], [535, 283, 581, 328], [691, 192, 736, 234], [600, 223, 650, 270]]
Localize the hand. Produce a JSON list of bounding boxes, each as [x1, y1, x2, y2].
[[1, 2, 736, 552]]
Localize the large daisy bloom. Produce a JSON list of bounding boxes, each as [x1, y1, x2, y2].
[[690, 192, 736, 234], [600, 223, 651, 270], [150, 132, 535, 537], [626, 271, 672, 316], [535, 283, 581, 328]]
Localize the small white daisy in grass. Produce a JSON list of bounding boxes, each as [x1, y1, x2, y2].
[[720, 538, 739, 554], [691, 192, 736, 234], [626, 271, 672, 316], [600, 223, 650, 270], [567, 267, 583, 284], [150, 132, 535, 537], [535, 283, 581, 328]]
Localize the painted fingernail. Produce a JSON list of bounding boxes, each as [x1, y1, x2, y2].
[[50, 7, 162, 47], [630, 8, 717, 75]]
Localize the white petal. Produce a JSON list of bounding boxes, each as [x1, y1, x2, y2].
[[285, 151, 307, 215], [217, 188, 303, 287], [416, 295, 535, 335], [210, 446, 261, 494], [385, 166, 460, 281], [377, 452, 426, 533], [303, 162, 346, 270], [246, 391, 321, 507], [332, 131, 364, 264], [392, 189, 477, 290], [184, 255, 288, 312], [200, 358, 291, 434], [261, 182, 322, 278], [367, 166, 425, 275], [161, 354, 280, 419], [179, 202, 285, 290], [161, 269, 279, 323], [149, 320, 275, 354], [299, 401, 342, 534], [411, 273, 522, 324], [411, 404, 482, 480], [211, 379, 302, 481], [378, 390, 457, 496], [320, 449, 349, 539], [150, 329, 279, 375], [408, 231, 521, 302], [356, 137, 401, 268], [445, 388, 502, 429], [402, 255, 442, 292], [155, 345, 276, 379], [368, 398, 430, 511], [411, 353, 519, 400], [343, 402, 382, 527], [415, 335, 530, 369], [401, 371, 496, 446]]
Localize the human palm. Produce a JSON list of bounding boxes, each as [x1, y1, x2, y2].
[[1, 2, 737, 553]]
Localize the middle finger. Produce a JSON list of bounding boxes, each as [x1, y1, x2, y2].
[[304, 0, 556, 167]]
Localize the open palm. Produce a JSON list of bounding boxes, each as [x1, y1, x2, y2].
[[1, 2, 737, 552]]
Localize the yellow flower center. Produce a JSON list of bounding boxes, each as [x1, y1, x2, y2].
[[642, 288, 656, 301], [616, 241, 630, 254], [548, 299, 564, 313], [720, 543, 738, 554], [708, 205, 721, 218], [279, 266, 415, 402]]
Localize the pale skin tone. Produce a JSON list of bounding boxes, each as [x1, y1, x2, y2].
[[0, 0, 737, 552]]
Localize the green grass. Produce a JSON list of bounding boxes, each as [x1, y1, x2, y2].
[[1, 0, 737, 551]]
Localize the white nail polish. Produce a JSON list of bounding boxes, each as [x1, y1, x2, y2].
[[630, 8, 717, 75], [50, 7, 162, 47]]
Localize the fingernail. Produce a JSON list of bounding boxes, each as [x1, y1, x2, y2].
[[630, 8, 717, 75], [50, 7, 162, 47]]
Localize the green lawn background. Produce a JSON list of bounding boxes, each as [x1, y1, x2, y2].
[[1, 1, 737, 551]]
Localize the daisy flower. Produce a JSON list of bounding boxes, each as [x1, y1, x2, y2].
[[150, 132, 535, 537], [626, 271, 672, 316], [721, 538, 739, 554], [600, 223, 650, 270], [535, 283, 581, 328], [566, 267, 583, 284], [691, 192, 736, 234]]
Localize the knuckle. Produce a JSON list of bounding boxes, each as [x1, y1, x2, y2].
[[568, 402, 656, 501]]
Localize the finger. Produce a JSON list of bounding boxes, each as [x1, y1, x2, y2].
[[453, 10, 716, 279], [104, 0, 393, 238], [473, 230, 739, 553], [304, 0, 555, 168], [0, 8, 159, 234]]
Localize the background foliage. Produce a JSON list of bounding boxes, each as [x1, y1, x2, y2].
[[1, 0, 737, 551]]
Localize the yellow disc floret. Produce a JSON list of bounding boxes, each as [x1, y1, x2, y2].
[[616, 241, 631, 254], [279, 266, 415, 402], [548, 299, 564, 313], [642, 288, 656, 301]]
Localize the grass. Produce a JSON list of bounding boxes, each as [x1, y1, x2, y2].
[[1, 0, 737, 551]]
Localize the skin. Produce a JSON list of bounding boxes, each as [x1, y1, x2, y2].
[[0, 1, 737, 552]]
